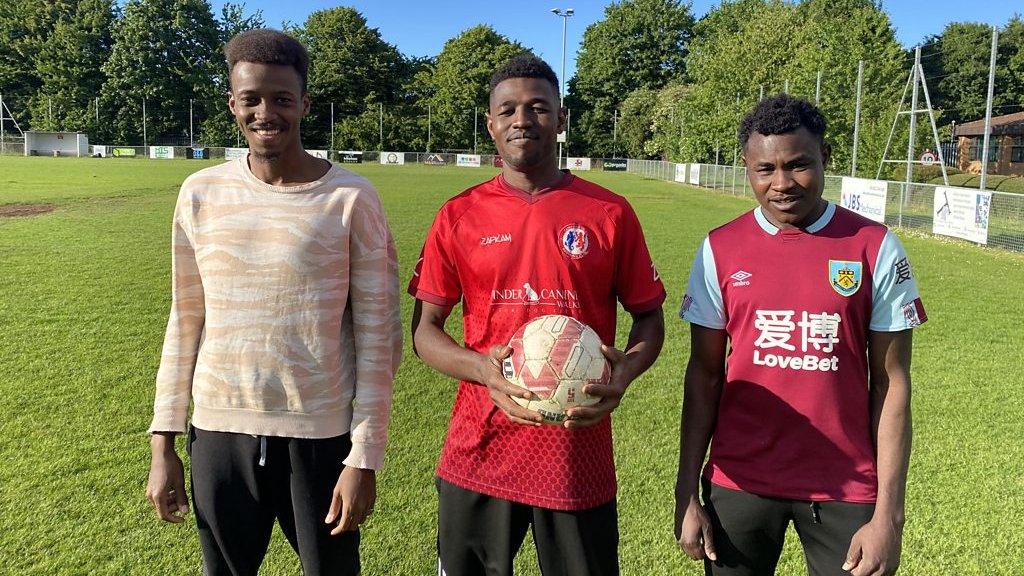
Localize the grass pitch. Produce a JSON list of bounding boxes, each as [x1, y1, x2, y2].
[[1, 156, 1022, 574]]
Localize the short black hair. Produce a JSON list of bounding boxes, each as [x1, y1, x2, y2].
[[224, 29, 309, 92], [489, 53, 560, 96], [739, 94, 826, 148]]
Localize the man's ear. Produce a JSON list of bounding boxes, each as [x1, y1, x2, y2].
[[485, 110, 495, 140], [820, 141, 832, 167], [302, 92, 310, 117]]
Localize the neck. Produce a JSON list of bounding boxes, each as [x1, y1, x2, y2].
[[247, 142, 327, 186], [501, 162, 564, 194]]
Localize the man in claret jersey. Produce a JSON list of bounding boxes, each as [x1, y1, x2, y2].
[[409, 53, 665, 576], [675, 94, 926, 576]]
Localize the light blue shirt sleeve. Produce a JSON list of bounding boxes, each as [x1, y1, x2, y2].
[[871, 230, 926, 331], [679, 237, 726, 329]]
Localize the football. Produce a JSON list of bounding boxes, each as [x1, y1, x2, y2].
[[501, 314, 610, 424]]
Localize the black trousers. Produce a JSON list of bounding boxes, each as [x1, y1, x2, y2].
[[436, 477, 619, 576], [702, 478, 874, 576], [187, 427, 360, 576]]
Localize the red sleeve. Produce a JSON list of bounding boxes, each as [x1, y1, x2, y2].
[[408, 206, 462, 307], [614, 201, 666, 313]]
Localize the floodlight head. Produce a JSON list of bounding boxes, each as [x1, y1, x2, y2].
[[566, 8, 574, 15], [551, 8, 561, 14]]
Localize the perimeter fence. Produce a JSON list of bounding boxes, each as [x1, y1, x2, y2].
[[627, 159, 1024, 253]]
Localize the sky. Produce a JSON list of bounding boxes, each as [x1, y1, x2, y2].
[[213, 0, 1022, 86]]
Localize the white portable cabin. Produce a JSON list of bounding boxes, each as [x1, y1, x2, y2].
[[25, 131, 89, 157]]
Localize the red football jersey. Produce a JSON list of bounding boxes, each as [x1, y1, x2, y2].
[[410, 173, 665, 510]]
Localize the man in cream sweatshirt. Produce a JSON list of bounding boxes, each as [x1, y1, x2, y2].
[[145, 29, 402, 576]]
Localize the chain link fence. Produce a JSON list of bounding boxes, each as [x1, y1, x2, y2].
[[627, 159, 1024, 253]]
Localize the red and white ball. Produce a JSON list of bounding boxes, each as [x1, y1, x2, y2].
[[502, 315, 610, 424]]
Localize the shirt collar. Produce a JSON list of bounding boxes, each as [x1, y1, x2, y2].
[[753, 201, 835, 235]]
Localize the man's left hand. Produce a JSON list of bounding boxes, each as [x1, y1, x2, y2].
[[842, 517, 903, 576], [325, 467, 377, 535], [564, 344, 630, 429]]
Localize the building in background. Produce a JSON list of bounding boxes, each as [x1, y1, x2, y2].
[[953, 112, 1024, 176]]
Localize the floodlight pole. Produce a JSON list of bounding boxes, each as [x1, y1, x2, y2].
[[980, 26, 998, 191], [815, 70, 822, 105], [474, 108, 478, 154], [95, 97, 99, 127], [552, 7, 574, 168], [379, 102, 383, 151], [427, 103, 432, 153], [330, 102, 335, 151], [612, 108, 618, 158], [142, 97, 148, 148], [852, 60, 863, 176], [189, 99, 194, 147]]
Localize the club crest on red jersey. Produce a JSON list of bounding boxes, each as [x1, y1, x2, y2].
[[829, 260, 862, 297], [560, 224, 590, 259]]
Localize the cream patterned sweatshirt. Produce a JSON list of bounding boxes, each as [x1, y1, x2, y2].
[[150, 157, 402, 470]]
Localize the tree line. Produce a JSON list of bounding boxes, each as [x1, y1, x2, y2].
[[1, 0, 1021, 172]]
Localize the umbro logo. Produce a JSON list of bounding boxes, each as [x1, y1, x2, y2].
[[730, 270, 752, 287]]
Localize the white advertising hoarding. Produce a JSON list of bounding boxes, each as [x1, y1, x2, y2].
[[933, 186, 991, 245], [380, 152, 405, 165], [224, 147, 248, 160], [149, 146, 174, 159], [688, 164, 700, 185], [567, 157, 591, 171], [91, 145, 107, 157], [307, 149, 329, 159], [674, 163, 688, 183], [839, 177, 888, 223], [456, 154, 481, 167]]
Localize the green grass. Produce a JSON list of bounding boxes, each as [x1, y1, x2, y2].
[[1, 157, 1022, 574], [928, 172, 1024, 194]]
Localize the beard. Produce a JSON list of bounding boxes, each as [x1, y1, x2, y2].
[[249, 150, 281, 163]]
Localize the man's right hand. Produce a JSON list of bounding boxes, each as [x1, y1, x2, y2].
[[478, 345, 544, 426], [146, 433, 190, 523], [675, 491, 718, 562]]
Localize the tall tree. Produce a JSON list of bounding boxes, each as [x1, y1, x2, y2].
[[922, 17, 1024, 127], [197, 2, 265, 146], [0, 0, 40, 132], [421, 25, 525, 152], [670, 0, 905, 175], [566, 0, 694, 156], [299, 7, 407, 148], [28, 1, 115, 134], [101, 0, 221, 145]]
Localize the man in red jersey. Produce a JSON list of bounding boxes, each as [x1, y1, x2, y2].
[[675, 94, 925, 576], [409, 53, 665, 576]]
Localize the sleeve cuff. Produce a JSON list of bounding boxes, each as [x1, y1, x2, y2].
[[147, 413, 187, 435], [622, 291, 667, 315], [344, 441, 386, 471], [410, 288, 460, 307], [681, 312, 726, 330]]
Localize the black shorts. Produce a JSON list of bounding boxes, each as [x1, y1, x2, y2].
[[702, 478, 874, 576], [187, 427, 360, 576], [436, 477, 619, 576]]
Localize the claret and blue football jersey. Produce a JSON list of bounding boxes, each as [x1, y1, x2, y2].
[[410, 172, 665, 510], [681, 202, 926, 503]]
